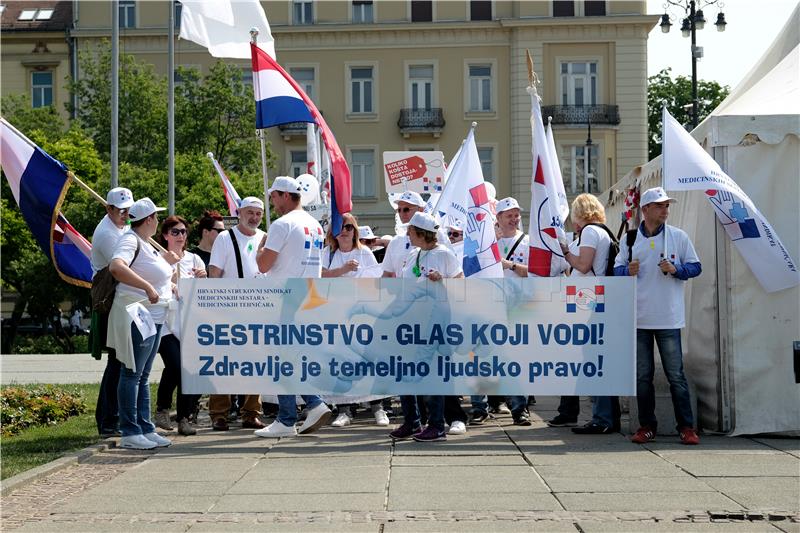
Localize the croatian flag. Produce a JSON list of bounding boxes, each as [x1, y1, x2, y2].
[[208, 152, 241, 216], [661, 107, 799, 293], [527, 85, 568, 277], [250, 43, 352, 234], [0, 118, 92, 287]]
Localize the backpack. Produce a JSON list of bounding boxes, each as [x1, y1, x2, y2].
[[90, 240, 140, 314], [577, 223, 619, 276]]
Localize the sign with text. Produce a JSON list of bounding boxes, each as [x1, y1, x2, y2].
[[178, 277, 635, 395], [383, 151, 445, 194]]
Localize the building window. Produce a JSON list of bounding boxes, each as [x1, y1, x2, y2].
[[468, 65, 492, 112], [560, 61, 597, 106], [289, 67, 315, 100], [411, 0, 432, 22], [350, 66, 373, 114], [293, 0, 313, 25], [240, 68, 253, 87], [408, 65, 433, 110], [470, 1, 492, 20], [562, 145, 599, 195], [350, 149, 376, 198], [119, 0, 136, 28], [478, 147, 494, 183], [19, 7, 54, 20], [352, 0, 373, 23], [290, 150, 308, 178], [553, 1, 574, 17], [584, 1, 606, 16], [31, 71, 53, 108]]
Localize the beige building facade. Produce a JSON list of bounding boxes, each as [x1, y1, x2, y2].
[[7, 0, 657, 233]]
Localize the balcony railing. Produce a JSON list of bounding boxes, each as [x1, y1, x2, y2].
[[277, 121, 311, 138], [541, 105, 620, 126], [397, 108, 445, 137]]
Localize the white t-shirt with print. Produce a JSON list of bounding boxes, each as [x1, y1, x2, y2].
[[112, 231, 173, 324], [614, 224, 700, 329], [209, 226, 265, 279], [383, 234, 416, 275], [91, 214, 126, 276], [569, 224, 612, 277], [497, 232, 529, 278], [263, 209, 323, 279], [175, 250, 205, 278], [322, 246, 378, 278], [400, 244, 463, 279]]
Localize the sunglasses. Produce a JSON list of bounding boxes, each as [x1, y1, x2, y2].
[[448, 231, 463, 238], [209, 227, 224, 233], [168, 228, 187, 236], [396, 207, 413, 214], [342, 223, 355, 232]]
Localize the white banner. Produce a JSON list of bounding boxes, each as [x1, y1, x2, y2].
[[178, 277, 635, 396], [662, 108, 799, 293]]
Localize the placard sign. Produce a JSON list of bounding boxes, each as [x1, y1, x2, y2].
[[383, 151, 445, 194]]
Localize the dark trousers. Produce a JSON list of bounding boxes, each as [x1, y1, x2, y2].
[[444, 396, 468, 425], [94, 310, 120, 434], [557, 396, 580, 419], [156, 333, 199, 421]]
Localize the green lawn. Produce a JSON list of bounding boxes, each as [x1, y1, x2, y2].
[[1, 383, 160, 480]]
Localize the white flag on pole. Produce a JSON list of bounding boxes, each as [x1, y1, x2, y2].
[[545, 121, 570, 224], [179, 0, 275, 59], [662, 107, 799, 293]]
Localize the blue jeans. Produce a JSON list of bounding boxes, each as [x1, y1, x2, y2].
[[636, 329, 694, 430], [277, 395, 323, 426], [470, 395, 527, 416], [118, 323, 162, 437], [591, 396, 621, 429], [401, 395, 445, 430]]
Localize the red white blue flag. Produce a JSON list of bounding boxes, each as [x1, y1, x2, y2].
[[208, 152, 241, 216], [1, 118, 92, 287]]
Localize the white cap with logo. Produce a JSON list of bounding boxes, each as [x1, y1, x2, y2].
[[407, 212, 439, 232], [358, 226, 376, 240], [128, 197, 166, 221], [496, 197, 520, 214], [106, 187, 134, 209], [393, 190, 426, 208], [239, 196, 265, 211], [640, 187, 677, 207], [268, 176, 302, 195]]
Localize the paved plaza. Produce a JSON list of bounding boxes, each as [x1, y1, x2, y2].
[[1, 354, 798, 532]]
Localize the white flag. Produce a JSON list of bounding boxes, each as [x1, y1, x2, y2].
[[662, 108, 799, 293], [545, 122, 570, 224], [179, 0, 275, 59]]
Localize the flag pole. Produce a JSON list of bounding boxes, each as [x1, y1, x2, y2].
[[661, 103, 669, 272], [251, 27, 271, 231], [167, 0, 175, 215], [432, 121, 476, 215]]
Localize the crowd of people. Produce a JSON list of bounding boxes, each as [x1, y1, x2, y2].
[[89, 179, 702, 449]]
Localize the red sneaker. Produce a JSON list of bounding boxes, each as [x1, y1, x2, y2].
[[631, 426, 656, 444], [679, 427, 700, 445]]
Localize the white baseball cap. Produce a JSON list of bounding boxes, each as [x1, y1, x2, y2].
[[496, 197, 521, 214], [407, 212, 439, 232], [128, 197, 166, 221], [394, 191, 426, 209], [358, 226, 376, 240], [106, 187, 134, 209], [239, 196, 264, 211], [446, 219, 464, 231], [640, 187, 677, 207], [268, 176, 302, 195]]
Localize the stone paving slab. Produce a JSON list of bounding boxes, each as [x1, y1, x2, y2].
[[382, 520, 577, 532], [751, 438, 800, 456], [577, 521, 784, 532], [556, 491, 741, 511], [525, 450, 668, 465], [255, 455, 390, 469], [228, 472, 387, 494], [116, 457, 258, 482], [54, 494, 219, 514], [77, 479, 235, 496], [14, 518, 188, 532], [662, 454, 800, 477], [545, 475, 715, 493], [188, 522, 381, 532], [209, 493, 386, 512], [390, 466, 550, 493], [387, 491, 562, 511], [391, 455, 529, 466], [700, 477, 800, 510], [645, 438, 787, 454], [535, 461, 686, 478]]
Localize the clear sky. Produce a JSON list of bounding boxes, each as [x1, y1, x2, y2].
[[646, 0, 798, 89]]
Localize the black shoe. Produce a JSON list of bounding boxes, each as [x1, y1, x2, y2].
[[527, 396, 536, 406], [99, 428, 121, 438], [572, 422, 614, 434], [546, 414, 578, 427], [513, 412, 532, 426], [212, 418, 229, 431], [469, 411, 489, 425]]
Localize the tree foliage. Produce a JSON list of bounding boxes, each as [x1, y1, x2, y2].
[[647, 68, 730, 160]]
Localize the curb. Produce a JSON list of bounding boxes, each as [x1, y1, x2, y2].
[[1, 438, 116, 497]]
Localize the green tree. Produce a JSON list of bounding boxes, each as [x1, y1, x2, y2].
[[647, 68, 730, 160]]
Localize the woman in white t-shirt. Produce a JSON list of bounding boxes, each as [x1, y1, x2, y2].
[[322, 213, 379, 279], [321, 213, 388, 427], [108, 198, 179, 450], [154, 215, 207, 437]]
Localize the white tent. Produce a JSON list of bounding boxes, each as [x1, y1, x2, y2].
[[600, 5, 800, 436]]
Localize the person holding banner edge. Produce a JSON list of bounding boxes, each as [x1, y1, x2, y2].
[[613, 187, 701, 445]]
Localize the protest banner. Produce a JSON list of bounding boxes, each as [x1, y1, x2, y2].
[[383, 151, 445, 194], [179, 277, 635, 396]]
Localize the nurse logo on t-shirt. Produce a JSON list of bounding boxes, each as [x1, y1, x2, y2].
[[304, 226, 324, 250]]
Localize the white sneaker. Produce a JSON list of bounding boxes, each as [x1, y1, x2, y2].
[[143, 432, 172, 447], [297, 403, 332, 435], [448, 421, 467, 435], [332, 412, 352, 427], [374, 409, 390, 426], [255, 420, 297, 438], [119, 434, 157, 450]]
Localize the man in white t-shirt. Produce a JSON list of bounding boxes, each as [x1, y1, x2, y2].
[[90, 186, 134, 438], [614, 187, 702, 446], [382, 191, 426, 277], [495, 197, 530, 279], [254, 176, 332, 438], [207, 196, 267, 431]]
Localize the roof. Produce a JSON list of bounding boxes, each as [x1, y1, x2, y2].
[[1, 1, 72, 32]]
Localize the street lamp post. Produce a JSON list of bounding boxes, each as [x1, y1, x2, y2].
[[585, 118, 593, 193], [660, 0, 727, 128]]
